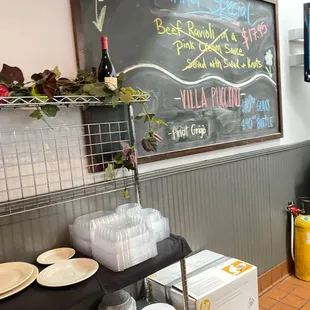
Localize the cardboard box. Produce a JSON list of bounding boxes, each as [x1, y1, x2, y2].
[[148, 250, 229, 303], [171, 258, 258, 310]]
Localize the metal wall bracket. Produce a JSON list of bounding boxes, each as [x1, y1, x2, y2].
[[288, 28, 304, 43], [289, 28, 304, 67]]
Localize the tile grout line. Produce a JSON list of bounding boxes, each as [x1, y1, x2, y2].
[[259, 275, 310, 309]]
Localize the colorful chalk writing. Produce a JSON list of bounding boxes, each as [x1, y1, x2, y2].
[[257, 116, 273, 129], [153, 17, 269, 73], [169, 123, 208, 141], [78, 0, 280, 156], [170, 0, 200, 9], [241, 116, 256, 130], [211, 86, 241, 108], [242, 22, 268, 50], [240, 96, 274, 130], [153, 0, 278, 144], [241, 94, 256, 114], [256, 99, 270, 112], [180, 88, 208, 109], [179, 87, 241, 110], [183, 0, 253, 26], [173, 39, 196, 56]]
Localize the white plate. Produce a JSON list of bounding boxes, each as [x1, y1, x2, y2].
[[0, 262, 34, 294], [0, 265, 38, 300], [37, 258, 99, 287], [37, 247, 76, 265], [142, 304, 176, 310]]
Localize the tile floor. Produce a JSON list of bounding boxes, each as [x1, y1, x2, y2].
[[260, 275, 310, 309]]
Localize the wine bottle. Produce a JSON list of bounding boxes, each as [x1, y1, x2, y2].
[[98, 36, 117, 90]]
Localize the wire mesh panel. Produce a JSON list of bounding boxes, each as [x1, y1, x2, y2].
[[0, 121, 134, 217]]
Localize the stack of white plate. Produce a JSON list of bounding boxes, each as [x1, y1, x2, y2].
[[129, 208, 170, 243], [70, 210, 112, 256], [0, 262, 39, 300], [142, 304, 175, 310], [90, 213, 157, 272]]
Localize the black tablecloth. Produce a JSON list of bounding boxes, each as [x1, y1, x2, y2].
[[0, 235, 191, 310]]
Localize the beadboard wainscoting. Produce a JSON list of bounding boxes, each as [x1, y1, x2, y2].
[[0, 142, 310, 277]]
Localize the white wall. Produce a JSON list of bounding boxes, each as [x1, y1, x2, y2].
[[1, 0, 77, 81], [0, 0, 309, 177]]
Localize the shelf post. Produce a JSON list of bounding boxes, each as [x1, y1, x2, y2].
[[180, 258, 189, 310], [127, 104, 141, 205]]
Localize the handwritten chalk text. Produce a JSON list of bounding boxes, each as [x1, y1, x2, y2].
[[170, 123, 208, 141], [211, 86, 241, 108], [180, 88, 208, 109], [170, 0, 200, 9], [185, 0, 253, 26]]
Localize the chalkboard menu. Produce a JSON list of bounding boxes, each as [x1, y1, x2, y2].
[[71, 0, 282, 162]]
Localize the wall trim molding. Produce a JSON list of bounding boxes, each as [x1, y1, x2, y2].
[[140, 141, 310, 182]]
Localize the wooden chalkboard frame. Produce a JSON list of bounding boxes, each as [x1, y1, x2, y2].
[[70, 0, 283, 164]]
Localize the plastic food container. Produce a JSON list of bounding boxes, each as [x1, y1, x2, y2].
[[69, 210, 112, 256], [129, 209, 170, 243], [90, 213, 157, 272], [115, 203, 142, 216], [73, 210, 113, 240]]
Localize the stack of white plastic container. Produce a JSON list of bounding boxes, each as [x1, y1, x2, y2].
[[69, 210, 112, 256], [127, 208, 170, 243], [69, 203, 170, 272], [90, 211, 158, 272]]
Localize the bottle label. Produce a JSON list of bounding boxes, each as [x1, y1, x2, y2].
[[105, 77, 118, 91]]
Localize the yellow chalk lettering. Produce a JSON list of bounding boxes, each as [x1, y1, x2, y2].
[[224, 59, 240, 69], [209, 57, 223, 70], [187, 21, 215, 39], [220, 31, 229, 42], [185, 58, 207, 70], [153, 18, 182, 36], [173, 39, 196, 56], [224, 44, 244, 56], [231, 32, 237, 42], [154, 18, 166, 35], [247, 57, 262, 69]]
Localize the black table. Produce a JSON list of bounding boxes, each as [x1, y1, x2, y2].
[[0, 235, 191, 310]]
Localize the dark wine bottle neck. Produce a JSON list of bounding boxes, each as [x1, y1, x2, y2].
[[102, 49, 111, 61]]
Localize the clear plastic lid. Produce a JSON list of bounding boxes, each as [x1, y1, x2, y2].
[[129, 208, 162, 223], [91, 213, 150, 242], [116, 203, 142, 216], [92, 229, 154, 254], [92, 237, 157, 272], [73, 210, 113, 240], [74, 210, 112, 228], [147, 217, 169, 231]]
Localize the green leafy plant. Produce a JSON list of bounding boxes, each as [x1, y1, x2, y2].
[[136, 102, 167, 152], [0, 63, 167, 152], [0, 63, 168, 198]]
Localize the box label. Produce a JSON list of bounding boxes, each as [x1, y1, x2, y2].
[[221, 260, 253, 276]]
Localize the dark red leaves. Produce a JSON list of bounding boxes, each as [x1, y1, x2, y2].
[[0, 64, 24, 84], [31, 70, 57, 99]]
